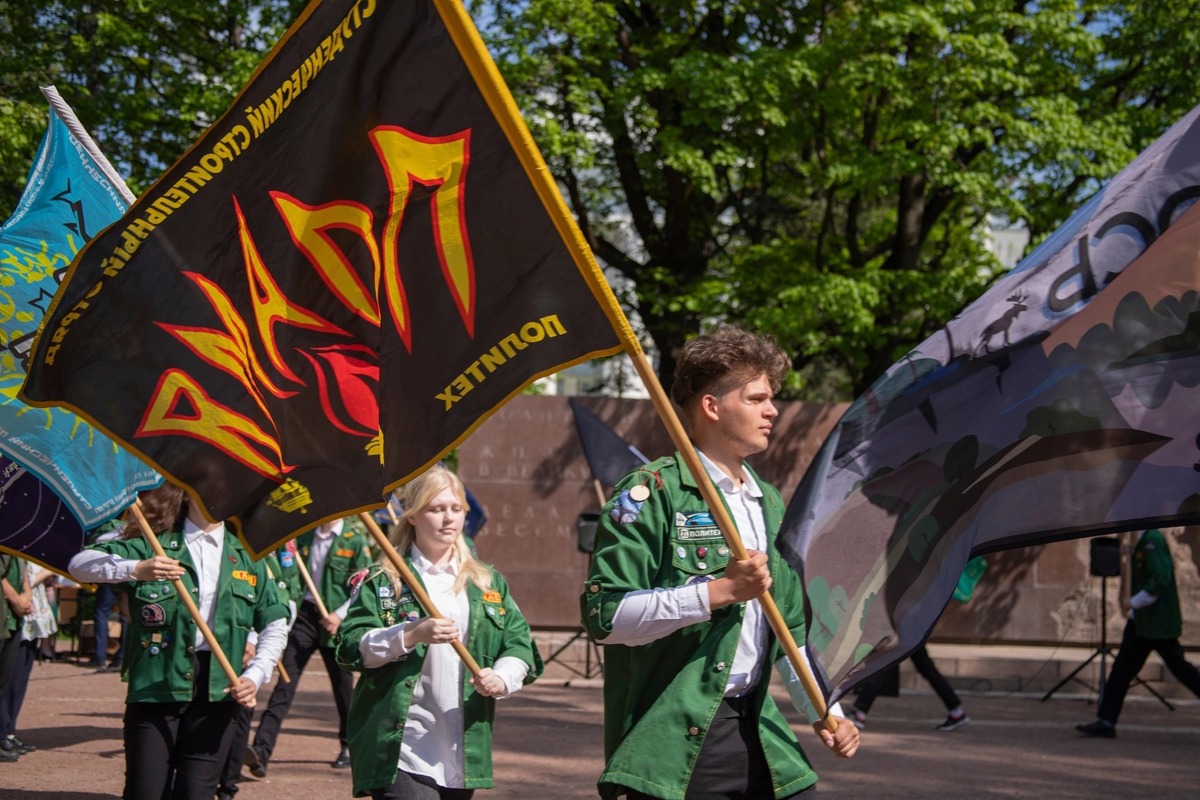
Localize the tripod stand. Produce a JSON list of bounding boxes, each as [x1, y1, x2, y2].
[[543, 627, 604, 679], [542, 513, 605, 679], [1041, 575, 1173, 709]]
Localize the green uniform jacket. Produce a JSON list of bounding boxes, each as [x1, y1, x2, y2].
[[86, 530, 289, 703], [292, 520, 374, 643], [271, 545, 305, 606], [582, 455, 816, 800], [1132, 529, 1182, 639], [3, 555, 23, 635], [0, 554, 12, 639], [334, 558, 543, 796]]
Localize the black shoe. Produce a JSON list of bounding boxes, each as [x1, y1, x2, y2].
[[0, 748, 17, 763], [8, 736, 35, 754], [332, 745, 351, 769], [244, 744, 269, 778], [1076, 720, 1116, 739], [0, 738, 20, 759], [217, 791, 236, 800]]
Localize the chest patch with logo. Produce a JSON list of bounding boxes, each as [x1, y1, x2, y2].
[[231, 570, 257, 586], [674, 512, 722, 541], [482, 591, 502, 604], [141, 603, 167, 627]]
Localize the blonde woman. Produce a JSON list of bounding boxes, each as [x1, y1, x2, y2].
[[336, 466, 542, 799]]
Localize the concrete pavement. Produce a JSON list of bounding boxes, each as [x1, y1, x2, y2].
[[3, 641, 1198, 799]]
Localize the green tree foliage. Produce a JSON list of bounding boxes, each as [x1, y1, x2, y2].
[[475, 0, 1200, 398], [0, 0, 306, 214], [4, 2, 1198, 401]]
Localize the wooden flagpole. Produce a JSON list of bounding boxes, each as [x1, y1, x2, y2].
[[129, 501, 241, 687], [293, 547, 331, 618], [358, 512, 482, 677], [435, 0, 834, 727]]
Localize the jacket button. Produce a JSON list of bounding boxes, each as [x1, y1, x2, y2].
[[187, 646, 195, 654], [406, 679, 414, 688], [688, 726, 700, 736], [715, 662, 727, 672], [184, 672, 193, 680], [589, 585, 600, 593], [395, 722, 404, 730]]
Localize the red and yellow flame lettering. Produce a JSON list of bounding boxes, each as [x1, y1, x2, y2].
[[140, 125, 478, 481], [138, 369, 291, 478], [371, 126, 476, 351], [273, 192, 382, 326]]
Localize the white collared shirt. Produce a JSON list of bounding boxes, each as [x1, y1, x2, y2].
[[398, 548, 470, 787], [183, 518, 226, 651], [305, 520, 342, 603]]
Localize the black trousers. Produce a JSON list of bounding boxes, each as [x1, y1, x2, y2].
[[218, 703, 254, 795], [1097, 618, 1200, 724], [626, 695, 811, 800], [253, 600, 353, 756], [368, 769, 474, 800], [853, 644, 960, 713], [122, 652, 240, 800]]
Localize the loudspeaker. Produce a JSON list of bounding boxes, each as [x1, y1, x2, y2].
[[1089, 536, 1121, 578], [577, 512, 600, 554]]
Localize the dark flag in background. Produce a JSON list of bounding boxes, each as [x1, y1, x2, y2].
[[782, 103, 1200, 706], [0, 454, 87, 575], [568, 397, 650, 488], [464, 484, 487, 539], [21, 0, 633, 556]]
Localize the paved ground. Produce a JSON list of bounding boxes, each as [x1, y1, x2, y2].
[[4, 646, 1199, 799]]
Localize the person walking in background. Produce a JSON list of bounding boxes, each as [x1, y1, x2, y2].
[[0, 554, 32, 763], [849, 557, 985, 733], [244, 516, 373, 776], [88, 517, 129, 673], [1077, 528, 1200, 738], [582, 327, 858, 800], [335, 465, 542, 799], [848, 644, 970, 731], [67, 485, 290, 800], [0, 554, 12, 764], [217, 551, 300, 800], [0, 559, 58, 757]]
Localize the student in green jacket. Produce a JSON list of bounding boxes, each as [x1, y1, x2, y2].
[[244, 515, 373, 775], [1077, 528, 1200, 738], [68, 485, 290, 800], [582, 326, 859, 800], [336, 465, 542, 799]]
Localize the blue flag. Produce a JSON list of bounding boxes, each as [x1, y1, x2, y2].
[[782, 103, 1200, 706], [0, 87, 160, 531]]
